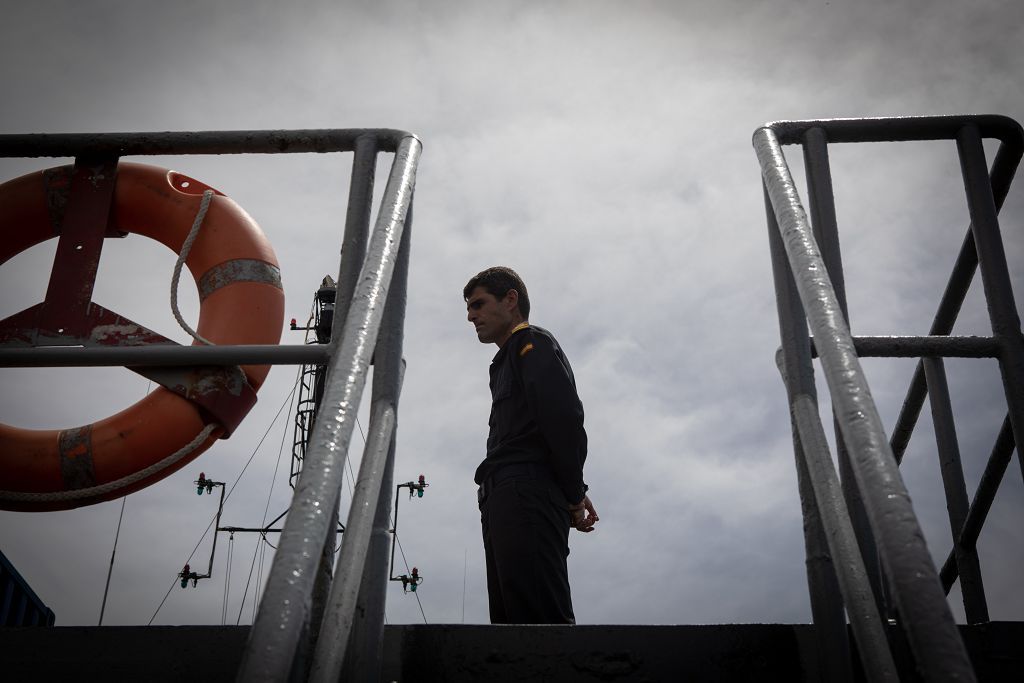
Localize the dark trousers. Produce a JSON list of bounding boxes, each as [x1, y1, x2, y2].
[[478, 466, 575, 624]]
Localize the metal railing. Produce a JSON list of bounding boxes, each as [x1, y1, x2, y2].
[[756, 115, 1023, 682], [0, 129, 422, 681]]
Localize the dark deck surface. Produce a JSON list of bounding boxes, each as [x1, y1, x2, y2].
[[1, 621, 1021, 682]]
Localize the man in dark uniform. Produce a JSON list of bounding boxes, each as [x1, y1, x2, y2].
[[464, 266, 598, 624]]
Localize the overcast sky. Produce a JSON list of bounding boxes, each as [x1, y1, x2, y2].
[[1, 0, 1022, 630]]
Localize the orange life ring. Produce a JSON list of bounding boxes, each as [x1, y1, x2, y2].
[[0, 162, 284, 511]]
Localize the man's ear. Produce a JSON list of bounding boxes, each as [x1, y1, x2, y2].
[[504, 288, 519, 311]]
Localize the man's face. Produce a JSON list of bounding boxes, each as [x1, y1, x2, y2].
[[466, 286, 515, 344]]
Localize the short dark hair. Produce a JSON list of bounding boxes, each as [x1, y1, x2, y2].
[[463, 266, 530, 319]]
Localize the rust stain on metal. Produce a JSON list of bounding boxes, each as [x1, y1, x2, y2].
[[184, 366, 247, 398], [58, 425, 96, 490], [89, 322, 170, 347], [142, 364, 256, 436]]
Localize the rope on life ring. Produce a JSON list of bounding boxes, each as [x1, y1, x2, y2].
[[171, 188, 216, 345], [0, 424, 218, 505], [0, 162, 285, 511]]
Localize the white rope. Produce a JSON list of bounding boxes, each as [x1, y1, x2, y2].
[[0, 423, 218, 504], [171, 189, 215, 345], [5, 194, 227, 506]]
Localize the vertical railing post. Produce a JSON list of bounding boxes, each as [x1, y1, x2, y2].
[[768, 181, 899, 682], [236, 135, 420, 683], [766, 188, 854, 683], [304, 143, 418, 683], [294, 136, 381, 680], [939, 416, 1016, 591], [922, 357, 989, 622], [802, 127, 887, 621], [341, 201, 413, 681], [956, 125, 1024, 485], [890, 137, 1021, 469], [756, 125, 977, 683], [333, 135, 380, 338]]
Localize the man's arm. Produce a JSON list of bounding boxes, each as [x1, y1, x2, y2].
[[517, 333, 588, 506]]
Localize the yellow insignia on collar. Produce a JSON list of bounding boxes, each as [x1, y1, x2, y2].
[[519, 343, 534, 357]]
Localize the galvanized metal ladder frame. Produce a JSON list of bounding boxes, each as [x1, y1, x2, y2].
[[0, 129, 422, 682], [755, 115, 1024, 683]]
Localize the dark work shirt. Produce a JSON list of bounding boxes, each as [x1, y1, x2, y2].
[[474, 324, 588, 504]]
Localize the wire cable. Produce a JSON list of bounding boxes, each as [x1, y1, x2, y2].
[[98, 496, 128, 625], [347, 414, 428, 623], [236, 535, 263, 625], [97, 380, 149, 625], [221, 533, 234, 625], [254, 536, 266, 623], [147, 375, 300, 625], [394, 529, 427, 623], [261, 533, 279, 550], [235, 365, 301, 624]]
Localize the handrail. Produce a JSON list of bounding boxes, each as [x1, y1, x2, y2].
[[314, 197, 412, 682], [0, 128, 423, 680], [754, 117, 1006, 682], [237, 135, 420, 682], [763, 114, 1023, 146], [0, 128, 416, 156]]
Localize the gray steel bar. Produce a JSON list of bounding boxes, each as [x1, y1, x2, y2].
[[332, 135, 379, 339], [814, 336, 1000, 359], [803, 128, 847, 320], [889, 230, 977, 465], [309, 400, 398, 683], [767, 114, 1023, 147], [205, 484, 228, 579], [339, 201, 412, 682], [940, 415, 1016, 591], [770, 182, 898, 680], [756, 125, 977, 682], [887, 137, 1022, 464], [922, 358, 988, 623], [957, 124, 1024, 486], [296, 134, 381, 681], [343, 422, 398, 681], [0, 128, 414, 158], [236, 135, 420, 683], [791, 395, 899, 682], [766, 191, 853, 682], [0, 344, 329, 367], [803, 127, 887, 624]]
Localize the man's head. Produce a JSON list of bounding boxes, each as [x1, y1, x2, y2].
[[464, 266, 530, 346]]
